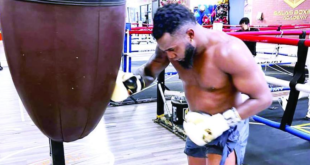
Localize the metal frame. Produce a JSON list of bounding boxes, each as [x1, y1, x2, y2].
[[49, 139, 65, 165]]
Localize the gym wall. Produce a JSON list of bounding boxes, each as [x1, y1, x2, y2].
[[248, 0, 310, 25], [229, 0, 245, 25]]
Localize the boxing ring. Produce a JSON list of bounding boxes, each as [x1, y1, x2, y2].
[[117, 25, 310, 143], [121, 24, 310, 72], [115, 24, 310, 106], [113, 21, 310, 143], [232, 32, 310, 141]]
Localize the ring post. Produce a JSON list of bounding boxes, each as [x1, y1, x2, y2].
[[153, 0, 163, 117], [124, 23, 131, 54], [157, 70, 165, 117], [123, 23, 132, 72], [123, 54, 127, 72], [129, 56, 132, 73], [280, 31, 308, 130]]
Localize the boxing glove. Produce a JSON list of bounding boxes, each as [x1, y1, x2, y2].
[[111, 71, 146, 102], [183, 108, 241, 146]]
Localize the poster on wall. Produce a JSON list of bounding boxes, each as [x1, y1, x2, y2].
[[213, 2, 229, 25], [193, 4, 217, 25], [193, 0, 229, 25]]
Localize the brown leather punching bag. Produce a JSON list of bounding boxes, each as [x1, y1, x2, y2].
[[0, 0, 126, 142]]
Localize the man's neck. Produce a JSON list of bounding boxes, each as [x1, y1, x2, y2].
[[195, 27, 211, 55]]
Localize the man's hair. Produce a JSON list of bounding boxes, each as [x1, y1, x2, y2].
[[239, 17, 250, 25], [152, 3, 196, 40]]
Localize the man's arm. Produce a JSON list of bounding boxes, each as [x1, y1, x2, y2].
[[111, 46, 169, 102], [216, 38, 272, 119], [134, 46, 170, 87]]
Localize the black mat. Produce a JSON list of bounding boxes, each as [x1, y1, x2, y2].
[[244, 99, 310, 165]]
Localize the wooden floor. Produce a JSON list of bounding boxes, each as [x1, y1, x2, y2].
[[0, 67, 187, 165]]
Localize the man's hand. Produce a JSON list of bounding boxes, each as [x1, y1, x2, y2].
[[183, 108, 241, 146], [111, 71, 146, 102]]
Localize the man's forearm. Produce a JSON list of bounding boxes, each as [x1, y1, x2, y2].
[[133, 46, 169, 87], [236, 97, 272, 120], [134, 66, 157, 87]]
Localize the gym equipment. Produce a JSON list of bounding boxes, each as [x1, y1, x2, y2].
[[0, 0, 126, 142]]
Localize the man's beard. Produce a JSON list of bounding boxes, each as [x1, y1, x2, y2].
[[178, 43, 196, 69]]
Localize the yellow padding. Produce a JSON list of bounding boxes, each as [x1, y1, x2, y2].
[[157, 114, 165, 118], [293, 123, 310, 134]]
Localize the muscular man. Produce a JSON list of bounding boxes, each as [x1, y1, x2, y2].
[[237, 17, 259, 56], [111, 4, 272, 165]]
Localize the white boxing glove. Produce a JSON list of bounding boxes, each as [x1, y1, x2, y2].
[[183, 108, 241, 146], [110, 70, 145, 102]]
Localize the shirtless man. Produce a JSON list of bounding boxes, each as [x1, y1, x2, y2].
[[111, 4, 272, 165]]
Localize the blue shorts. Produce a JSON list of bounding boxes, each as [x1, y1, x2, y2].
[[184, 118, 249, 165]]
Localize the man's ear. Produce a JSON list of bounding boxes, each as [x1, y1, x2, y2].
[[186, 29, 195, 40]]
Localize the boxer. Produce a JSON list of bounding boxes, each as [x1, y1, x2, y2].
[[237, 17, 259, 56], [111, 4, 272, 165]]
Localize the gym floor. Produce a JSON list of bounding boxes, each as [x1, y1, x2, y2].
[[1, 66, 310, 165]]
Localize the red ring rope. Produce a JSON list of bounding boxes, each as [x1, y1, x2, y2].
[[230, 34, 310, 46], [130, 23, 310, 28], [130, 25, 310, 33], [250, 26, 310, 30], [129, 31, 152, 34], [131, 27, 153, 30], [129, 30, 310, 46], [130, 27, 310, 33], [203, 24, 310, 28], [228, 30, 310, 36], [222, 26, 310, 32], [232, 24, 310, 27]]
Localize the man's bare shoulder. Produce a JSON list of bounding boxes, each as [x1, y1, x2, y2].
[[212, 35, 255, 73], [214, 35, 252, 61]]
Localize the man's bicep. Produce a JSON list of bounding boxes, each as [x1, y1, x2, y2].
[[230, 54, 268, 98], [144, 46, 170, 77], [232, 69, 269, 99], [219, 40, 269, 98]]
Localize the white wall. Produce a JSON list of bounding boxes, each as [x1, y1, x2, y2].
[[126, 0, 152, 23], [229, 0, 245, 25], [127, 0, 151, 8]]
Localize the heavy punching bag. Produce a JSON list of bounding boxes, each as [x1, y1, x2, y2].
[[0, 0, 126, 142]]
